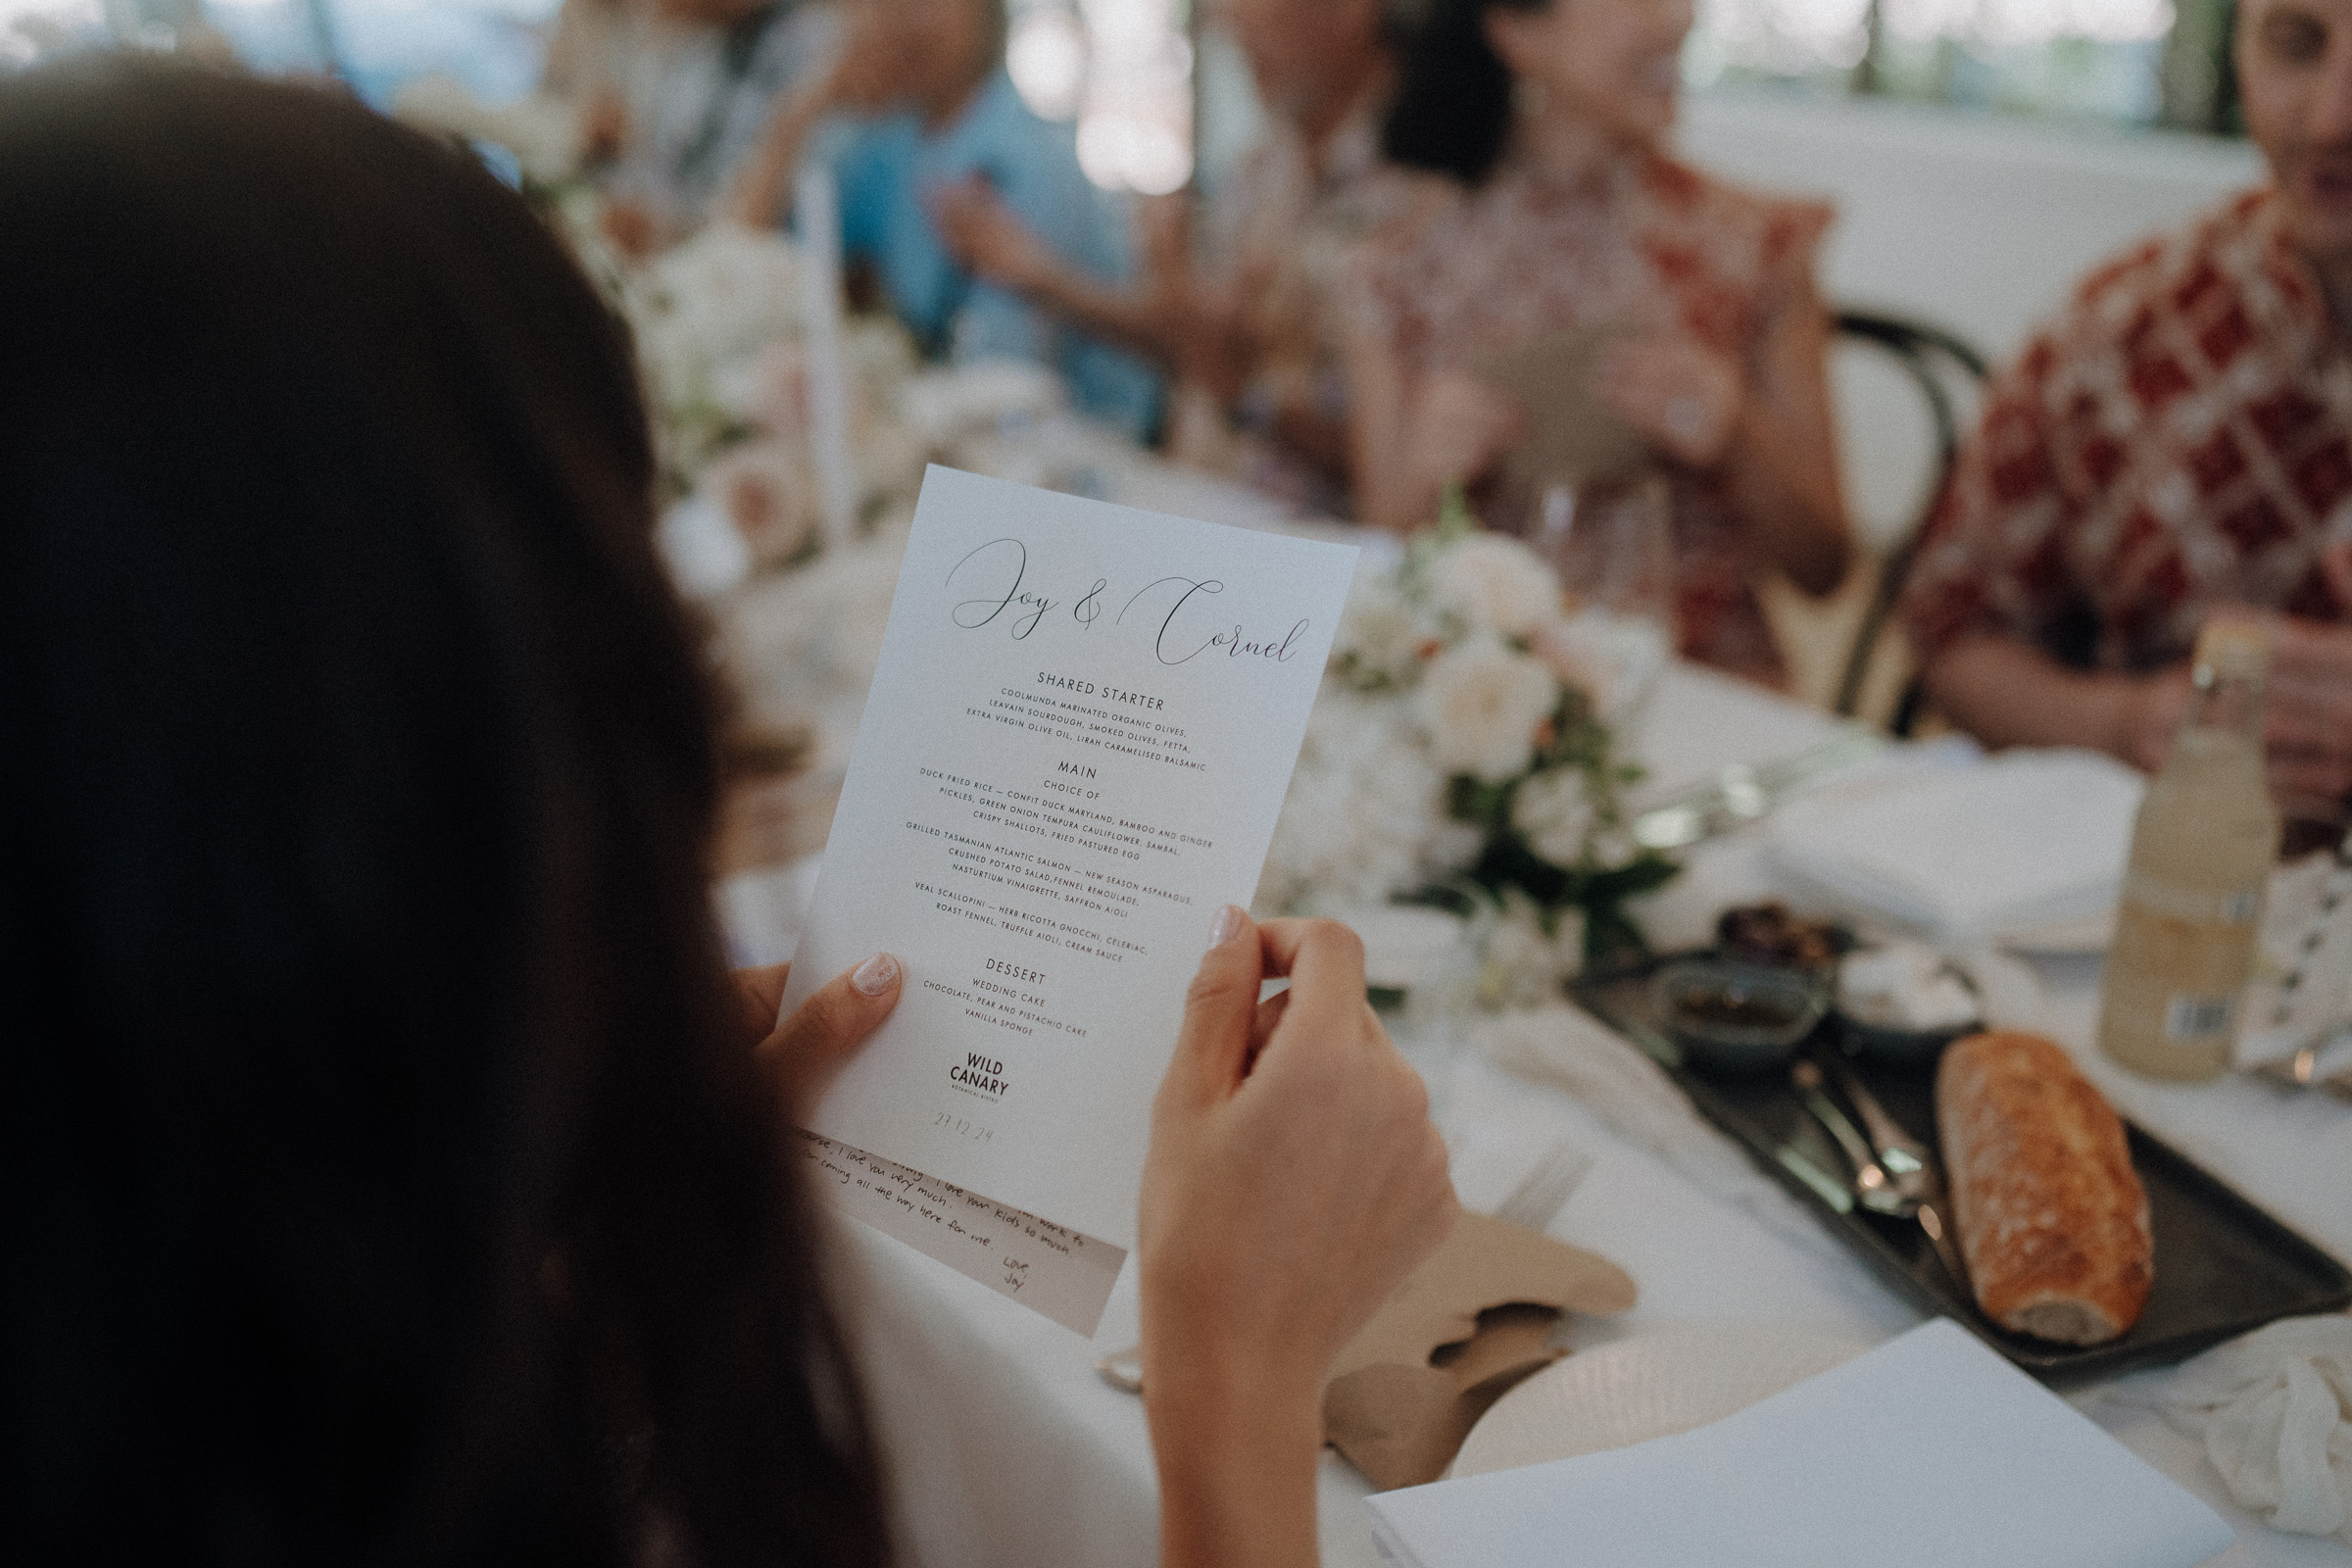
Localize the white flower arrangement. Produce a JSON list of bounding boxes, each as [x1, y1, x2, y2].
[[536, 207, 927, 586], [1259, 503, 1678, 1005], [393, 89, 931, 548], [1418, 638, 1561, 784], [625, 222, 810, 490]]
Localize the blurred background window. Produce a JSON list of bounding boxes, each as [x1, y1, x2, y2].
[[0, 0, 1198, 192], [1, 0, 2237, 179], [4, 0, 111, 66], [208, 0, 558, 102], [1688, 0, 2241, 133]]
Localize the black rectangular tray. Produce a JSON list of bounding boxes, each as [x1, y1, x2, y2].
[[1573, 950, 2352, 1383]]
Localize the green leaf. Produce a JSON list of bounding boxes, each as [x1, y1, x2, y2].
[[1446, 774, 1514, 829]]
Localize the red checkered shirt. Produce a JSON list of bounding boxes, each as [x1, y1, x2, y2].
[[1903, 187, 2352, 672]]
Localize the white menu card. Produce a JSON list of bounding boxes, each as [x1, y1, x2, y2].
[[780, 466, 1355, 1324]]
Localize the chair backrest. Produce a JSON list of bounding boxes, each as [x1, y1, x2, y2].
[[1828, 309, 1988, 727]]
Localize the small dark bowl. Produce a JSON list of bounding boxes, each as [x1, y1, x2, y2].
[[1652, 957, 1830, 1075]]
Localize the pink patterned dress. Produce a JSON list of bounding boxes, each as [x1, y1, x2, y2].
[[1353, 149, 1833, 686]]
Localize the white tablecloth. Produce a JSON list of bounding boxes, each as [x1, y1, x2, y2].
[[747, 662, 2352, 1568]]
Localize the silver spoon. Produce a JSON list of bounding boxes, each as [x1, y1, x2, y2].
[[1789, 1058, 1908, 1216], [1813, 1051, 1936, 1205]]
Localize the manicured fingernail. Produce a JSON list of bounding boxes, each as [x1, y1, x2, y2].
[[1208, 904, 1246, 949], [852, 952, 900, 996]]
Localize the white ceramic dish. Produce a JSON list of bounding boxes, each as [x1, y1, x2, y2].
[[1996, 907, 2116, 956], [1447, 1322, 1873, 1480]]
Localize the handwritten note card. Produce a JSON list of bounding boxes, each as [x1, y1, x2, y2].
[[781, 466, 1354, 1331], [798, 1131, 1126, 1334]]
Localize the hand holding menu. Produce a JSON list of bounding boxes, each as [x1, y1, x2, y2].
[[779, 467, 1355, 1330]]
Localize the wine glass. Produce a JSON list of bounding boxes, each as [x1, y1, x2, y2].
[[1530, 472, 1677, 728]]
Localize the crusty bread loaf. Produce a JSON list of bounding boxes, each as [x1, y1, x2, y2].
[[1936, 1031, 2152, 1345]]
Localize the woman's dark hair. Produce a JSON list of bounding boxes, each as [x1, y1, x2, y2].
[[1381, 0, 1548, 186], [0, 58, 886, 1568]]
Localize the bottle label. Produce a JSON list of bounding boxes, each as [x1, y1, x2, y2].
[[2122, 873, 2264, 926], [2164, 994, 2236, 1041]]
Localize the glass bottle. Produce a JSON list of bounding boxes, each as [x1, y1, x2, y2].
[[2098, 621, 2281, 1080]]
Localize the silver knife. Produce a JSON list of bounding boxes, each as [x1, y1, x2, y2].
[[1814, 1051, 1936, 1205], [1812, 1052, 1975, 1297], [1776, 1143, 1855, 1214], [1913, 1184, 1974, 1299]]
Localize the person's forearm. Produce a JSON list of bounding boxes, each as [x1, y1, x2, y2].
[[1149, 1363, 1326, 1568], [1270, 393, 1352, 482], [1348, 381, 1439, 534], [994, 261, 1176, 365], [1341, 335, 1436, 534], [1722, 395, 1849, 596], [1359, 459, 1438, 535], [1924, 635, 2139, 760], [1717, 294, 1851, 596]]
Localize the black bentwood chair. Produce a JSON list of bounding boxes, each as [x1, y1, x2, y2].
[[1829, 309, 1988, 736]]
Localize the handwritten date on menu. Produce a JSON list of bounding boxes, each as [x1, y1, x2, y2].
[[797, 1130, 1125, 1334]]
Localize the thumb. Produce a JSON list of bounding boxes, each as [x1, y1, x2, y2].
[[762, 951, 904, 1109], [1166, 905, 1263, 1104]]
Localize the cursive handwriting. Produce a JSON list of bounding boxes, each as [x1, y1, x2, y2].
[[1118, 576, 1309, 667], [947, 537, 1311, 667], [949, 537, 1056, 639]]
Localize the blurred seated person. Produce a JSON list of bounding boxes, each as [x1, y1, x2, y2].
[[1901, 0, 2352, 831], [533, 0, 646, 171], [585, 0, 839, 253], [2, 59, 1450, 1568], [926, 0, 1443, 514], [1344, 0, 1849, 687], [538, 0, 634, 108], [728, 0, 1160, 437]]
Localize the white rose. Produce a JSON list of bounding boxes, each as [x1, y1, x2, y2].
[[651, 223, 802, 365], [1257, 688, 1451, 913], [702, 440, 818, 566], [1531, 609, 1672, 720], [1474, 890, 1586, 1009], [1428, 534, 1560, 639], [1529, 615, 1611, 701], [1334, 571, 1430, 690], [1418, 640, 1558, 784], [1511, 765, 1593, 866]]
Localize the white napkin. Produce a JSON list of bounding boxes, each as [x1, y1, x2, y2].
[[1363, 1318, 2233, 1568], [1471, 1004, 1779, 1207], [1767, 749, 2144, 943], [1441, 1079, 1595, 1233], [1468, 1004, 1852, 1266], [2127, 1315, 2352, 1544]]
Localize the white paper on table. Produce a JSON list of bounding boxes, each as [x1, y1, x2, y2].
[[1362, 1319, 2234, 1568], [780, 466, 1355, 1307]]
